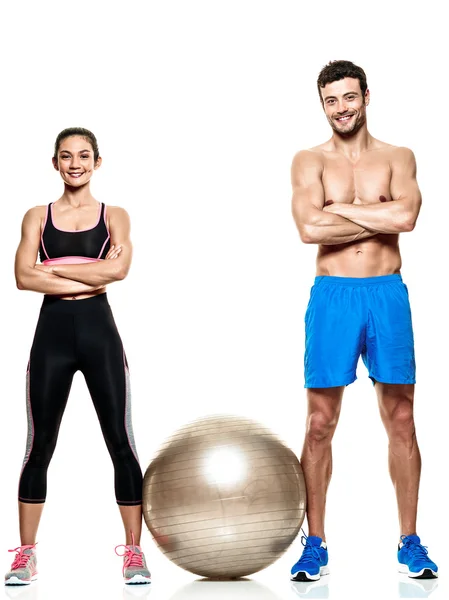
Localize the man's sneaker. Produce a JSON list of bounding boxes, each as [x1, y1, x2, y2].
[[115, 535, 151, 585], [291, 535, 329, 582], [5, 544, 38, 586], [398, 535, 438, 579]]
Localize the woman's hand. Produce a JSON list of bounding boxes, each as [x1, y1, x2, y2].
[[105, 245, 122, 260], [34, 264, 54, 273]]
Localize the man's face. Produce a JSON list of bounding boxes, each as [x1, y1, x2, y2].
[[321, 77, 369, 136]]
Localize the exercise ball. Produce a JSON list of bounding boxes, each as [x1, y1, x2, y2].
[[143, 414, 306, 578]]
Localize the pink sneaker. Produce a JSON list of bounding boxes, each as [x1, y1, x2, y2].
[[115, 535, 151, 585], [5, 544, 38, 586]]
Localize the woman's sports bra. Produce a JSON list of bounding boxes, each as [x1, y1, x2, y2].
[[39, 202, 111, 265]]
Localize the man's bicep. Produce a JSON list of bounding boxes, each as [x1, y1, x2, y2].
[[291, 152, 325, 224], [292, 181, 326, 229], [390, 148, 422, 205]]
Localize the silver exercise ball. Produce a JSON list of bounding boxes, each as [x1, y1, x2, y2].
[[143, 414, 306, 579]]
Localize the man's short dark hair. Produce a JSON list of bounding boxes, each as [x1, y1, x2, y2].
[[317, 60, 368, 104]]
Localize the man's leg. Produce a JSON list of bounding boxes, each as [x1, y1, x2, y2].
[[294, 277, 362, 581], [301, 386, 344, 540], [375, 383, 420, 536], [376, 382, 438, 578], [291, 386, 344, 582]]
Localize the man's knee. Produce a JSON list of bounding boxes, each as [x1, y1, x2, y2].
[[386, 398, 416, 444], [306, 410, 338, 443]]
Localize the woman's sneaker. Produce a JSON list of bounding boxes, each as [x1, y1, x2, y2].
[[398, 535, 438, 579], [291, 535, 329, 582], [115, 535, 151, 585], [5, 544, 38, 586]]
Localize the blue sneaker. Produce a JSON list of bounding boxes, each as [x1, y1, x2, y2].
[[291, 535, 329, 582], [398, 535, 438, 579]]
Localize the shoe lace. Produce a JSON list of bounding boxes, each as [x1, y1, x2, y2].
[[400, 535, 429, 560], [300, 534, 321, 561], [115, 532, 144, 574], [8, 544, 36, 570]]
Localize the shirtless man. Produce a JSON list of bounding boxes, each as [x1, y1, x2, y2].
[[289, 61, 438, 581]]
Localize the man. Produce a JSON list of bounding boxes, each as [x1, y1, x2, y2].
[[290, 60, 438, 581]]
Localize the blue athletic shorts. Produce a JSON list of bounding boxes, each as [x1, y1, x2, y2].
[[304, 274, 416, 388]]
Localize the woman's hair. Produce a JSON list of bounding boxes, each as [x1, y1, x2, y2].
[[54, 127, 100, 161]]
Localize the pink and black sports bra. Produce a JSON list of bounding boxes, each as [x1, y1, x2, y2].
[[39, 202, 111, 266]]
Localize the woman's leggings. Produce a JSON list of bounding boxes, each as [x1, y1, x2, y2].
[[19, 293, 142, 506]]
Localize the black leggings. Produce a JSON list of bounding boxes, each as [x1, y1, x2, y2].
[[19, 294, 142, 506]]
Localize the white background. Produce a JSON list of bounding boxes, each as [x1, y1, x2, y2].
[[0, 1, 447, 599]]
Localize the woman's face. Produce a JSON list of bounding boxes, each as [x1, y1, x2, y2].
[[53, 135, 101, 187]]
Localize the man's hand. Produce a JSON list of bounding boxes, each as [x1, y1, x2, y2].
[[323, 199, 336, 212], [323, 197, 392, 213]]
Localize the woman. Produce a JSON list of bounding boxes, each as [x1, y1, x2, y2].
[[6, 128, 151, 586]]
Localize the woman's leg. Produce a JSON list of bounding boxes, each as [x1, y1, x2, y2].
[[119, 506, 143, 545], [78, 300, 143, 542], [18, 504, 45, 547], [79, 301, 151, 583], [18, 309, 77, 544]]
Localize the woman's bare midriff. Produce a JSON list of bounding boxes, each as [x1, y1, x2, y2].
[[316, 234, 401, 277], [58, 286, 107, 301]]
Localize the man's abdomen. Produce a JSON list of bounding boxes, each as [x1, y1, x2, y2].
[[316, 235, 401, 277]]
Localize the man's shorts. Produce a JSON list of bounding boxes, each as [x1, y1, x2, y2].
[[304, 274, 416, 388]]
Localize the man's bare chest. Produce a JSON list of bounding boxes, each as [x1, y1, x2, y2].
[[322, 156, 392, 205]]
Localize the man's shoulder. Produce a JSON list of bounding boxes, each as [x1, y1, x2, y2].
[[292, 146, 326, 168], [389, 145, 415, 160], [296, 140, 330, 154], [380, 145, 417, 170], [372, 139, 415, 159]]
